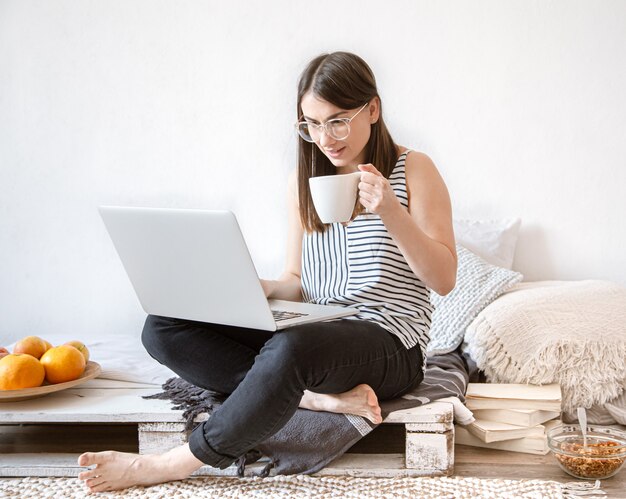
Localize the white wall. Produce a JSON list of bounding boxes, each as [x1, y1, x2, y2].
[[1, 0, 625, 344]]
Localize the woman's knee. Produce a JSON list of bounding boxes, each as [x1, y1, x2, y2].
[[264, 329, 317, 369], [141, 314, 175, 360]]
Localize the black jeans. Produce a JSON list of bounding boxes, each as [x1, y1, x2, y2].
[[141, 315, 423, 469]]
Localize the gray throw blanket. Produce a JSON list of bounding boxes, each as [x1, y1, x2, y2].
[[145, 349, 469, 476]]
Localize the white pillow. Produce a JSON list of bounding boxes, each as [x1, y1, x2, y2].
[[464, 280, 626, 415], [453, 218, 521, 270], [426, 245, 524, 356]]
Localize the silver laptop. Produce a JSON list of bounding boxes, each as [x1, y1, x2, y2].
[[98, 206, 358, 331]]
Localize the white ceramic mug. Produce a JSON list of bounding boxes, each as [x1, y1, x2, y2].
[[309, 171, 362, 223]]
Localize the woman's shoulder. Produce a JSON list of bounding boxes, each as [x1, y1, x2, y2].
[[398, 147, 438, 174], [400, 148, 448, 194]]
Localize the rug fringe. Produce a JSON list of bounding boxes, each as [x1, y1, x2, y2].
[[561, 479, 606, 498]]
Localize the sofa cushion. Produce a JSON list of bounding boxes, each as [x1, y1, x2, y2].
[[464, 280, 626, 414]]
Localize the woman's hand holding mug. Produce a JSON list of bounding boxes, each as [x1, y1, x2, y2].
[[357, 163, 401, 217]]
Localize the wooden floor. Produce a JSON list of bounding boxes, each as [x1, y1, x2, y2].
[[455, 445, 626, 498], [353, 423, 626, 497], [2, 423, 625, 497]]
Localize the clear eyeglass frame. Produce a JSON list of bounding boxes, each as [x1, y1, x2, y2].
[[295, 103, 369, 143]]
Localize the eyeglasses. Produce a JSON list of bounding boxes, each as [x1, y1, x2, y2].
[[295, 103, 368, 143]]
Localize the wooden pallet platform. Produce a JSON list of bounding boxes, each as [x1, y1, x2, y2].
[[0, 379, 454, 478]]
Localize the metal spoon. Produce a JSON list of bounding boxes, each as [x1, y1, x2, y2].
[[577, 406, 588, 449]]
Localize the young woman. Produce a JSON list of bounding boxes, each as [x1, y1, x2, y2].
[[77, 51, 456, 493]]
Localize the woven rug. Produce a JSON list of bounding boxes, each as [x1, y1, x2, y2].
[[0, 475, 605, 499]]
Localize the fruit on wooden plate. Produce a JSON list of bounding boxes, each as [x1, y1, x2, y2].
[[0, 347, 9, 360], [42, 339, 53, 353], [13, 336, 48, 359], [40, 345, 86, 384], [0, 353, 46, 390], [64, 340, 90, 362]]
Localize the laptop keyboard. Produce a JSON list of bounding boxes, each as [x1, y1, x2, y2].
[[272, 310, 309, 322]]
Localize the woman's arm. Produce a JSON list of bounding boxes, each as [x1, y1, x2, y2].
[[260, 169, 304, 301], [358, 151, 457, 296]]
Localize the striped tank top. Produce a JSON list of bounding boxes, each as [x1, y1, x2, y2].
[[301, 150, 433, 358]]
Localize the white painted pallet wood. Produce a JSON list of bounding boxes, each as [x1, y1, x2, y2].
[[0, 453, 443, 478], [318, 453, 450, 477], [0, 381, 455, 478], [0, 453, 269, 478]]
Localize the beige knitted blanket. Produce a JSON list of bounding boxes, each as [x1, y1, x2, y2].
[[464, 280, 626, 414]]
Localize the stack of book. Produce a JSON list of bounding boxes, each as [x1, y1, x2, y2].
[[457, 383, 562, 455]]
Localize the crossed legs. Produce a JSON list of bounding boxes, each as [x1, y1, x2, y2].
[[78, 315, 421, 492]]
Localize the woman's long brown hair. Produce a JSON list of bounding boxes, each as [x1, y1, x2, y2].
[[297, 52, 398, 233]]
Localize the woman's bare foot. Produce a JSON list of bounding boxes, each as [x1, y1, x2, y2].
[[299, 384, 383, 424], [77, 444, 204, 493]]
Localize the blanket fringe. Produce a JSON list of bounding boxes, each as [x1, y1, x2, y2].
[[143, 377, 225, 431], [235, 451, 272, 477]]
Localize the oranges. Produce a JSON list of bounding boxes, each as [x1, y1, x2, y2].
[[0, 354, 46, 390], [64, 340, 90, 362], [40, 345, 86, 384], [0, 336, 91, 390], [13, 336, 48, 359]]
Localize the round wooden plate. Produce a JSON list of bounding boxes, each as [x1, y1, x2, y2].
[[0, 361, 102, 402]]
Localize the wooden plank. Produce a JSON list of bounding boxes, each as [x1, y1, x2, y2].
[[405, 431, 453, 474], [138, 429, 189, 455], [0, 389, 185, 423], [0, 453, 267, 478], [0, 388, 453, 425], [383, 401, 454, 424], [314, 453, 447, 477], [136, 420, 204, 433], [138, 422, 187, 433], [406, 421, 453, 433], [0, 453, 85, 477]]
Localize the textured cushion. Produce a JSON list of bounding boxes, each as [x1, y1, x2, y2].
[[426, 245, 523, 356], [453, 218, 521, 269], [464, 280, 626, 415]]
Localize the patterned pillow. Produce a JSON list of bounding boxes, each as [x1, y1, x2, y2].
[[426, 245, 523, 356]]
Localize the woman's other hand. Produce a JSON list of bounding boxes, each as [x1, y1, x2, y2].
[[260, 277, 303, 302], [357, 163, 402, 218]]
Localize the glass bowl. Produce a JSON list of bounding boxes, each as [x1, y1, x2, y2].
[[547, 424, 626, 479]]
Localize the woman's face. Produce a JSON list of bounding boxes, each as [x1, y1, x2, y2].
[[299, 92, 378, 171]]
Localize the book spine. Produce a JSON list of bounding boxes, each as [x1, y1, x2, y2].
[[465, 399, 561, 412], [455, 427, 549, 455], [471, 409, 560, 427], [465, 423, 545, 443], [471, 409, 531, 427]]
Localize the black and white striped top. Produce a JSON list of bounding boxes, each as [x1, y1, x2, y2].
[[301, 151, 433, 359]]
